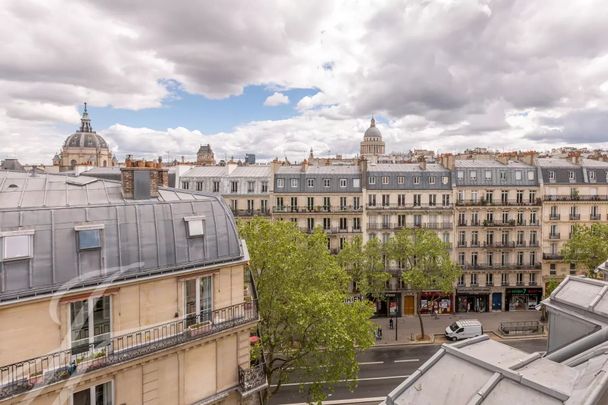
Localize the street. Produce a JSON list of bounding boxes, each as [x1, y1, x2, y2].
[[269, 337, 548, 405]]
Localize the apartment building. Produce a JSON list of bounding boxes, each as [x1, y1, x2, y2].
[[0, 166, 264, 404], [364, 160, 454, 316], [180, 162, 272, 219], [453, 157, 542, 312], [273, 164, 363, 253], [539, 154, 608, 280]]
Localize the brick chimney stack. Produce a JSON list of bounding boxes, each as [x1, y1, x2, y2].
[[439, 153, 455, 170], [121, 158, 169, 199], [418, 157, 427, 170]]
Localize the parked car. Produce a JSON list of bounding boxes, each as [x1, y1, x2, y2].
[[445, 319, 483, 341]]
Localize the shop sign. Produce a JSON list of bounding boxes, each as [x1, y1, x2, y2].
[[508, 288, 543, 295]]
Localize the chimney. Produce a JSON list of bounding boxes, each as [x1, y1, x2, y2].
[[121, 159, 169, 199], [518, 151, 537, 166], [568, 151, 581, 165], [418, 157, 427, 170], [227, 159, 238, 175], [496, 154, 509, 165], [301, 159, 309, 172], [439, 153, 455, 170]]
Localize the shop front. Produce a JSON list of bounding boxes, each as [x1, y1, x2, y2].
[[505, 288, 543, 311], [492, 293, 503, 311], [373, 292, 402, 317], [456, 292, 490, 313], [419, 291, 453, 314]]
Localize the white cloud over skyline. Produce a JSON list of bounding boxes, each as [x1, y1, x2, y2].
[[2, 0, 608, 163]]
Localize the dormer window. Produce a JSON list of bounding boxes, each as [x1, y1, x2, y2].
[[549, 171, 555, 181], [78, 229, 101, 250], [290, 179, 298, 188], [369, 176, 376, 185], [569, 171, 575, 181], [413, 176, 420, 185], [515, 171, 522, 180], [429, 176, 436, 184], [2, 231, 34, 261], [485, 170, 492, 180], [185, 216, 205, 237], [527, 171, 534, 180], [470, 171, 477, 180], [590, 170, 596, 181], [442, 176, 449, 184], [277, 178, 284, 188], [457, 171, 464, 179]]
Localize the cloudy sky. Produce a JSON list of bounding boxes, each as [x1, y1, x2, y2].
[[2, 0, 608, 163]]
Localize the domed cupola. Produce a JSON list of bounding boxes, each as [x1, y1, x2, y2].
[[360, 115, 386, 158]]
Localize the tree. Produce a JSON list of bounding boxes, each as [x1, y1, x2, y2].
[[336, 236, 390, 299], [562, 223, 608, 277], [239, 218, 376, 403], [386, 228, 461, 340]]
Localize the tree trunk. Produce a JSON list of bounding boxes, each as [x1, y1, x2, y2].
[[417, 304, 425, 340]]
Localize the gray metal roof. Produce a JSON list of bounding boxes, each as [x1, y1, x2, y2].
[[276, 165, 360, 175], [0, 172, 243, 303], [454, 160, 538, 187], [383, 335, 608, 405], [182, 165, 272, 178]]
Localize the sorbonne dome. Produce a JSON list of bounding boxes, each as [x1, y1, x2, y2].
[[53, 103, 116, 171]]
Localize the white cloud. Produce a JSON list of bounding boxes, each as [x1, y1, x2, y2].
[[263, 92, 289, 107], [3, 0, 608, 163]]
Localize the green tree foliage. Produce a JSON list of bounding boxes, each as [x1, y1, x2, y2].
[[562, 223, 608, 277], [239, 218, 376, 403], [386, 228, 461, 339], [336, 236, 390, 299]]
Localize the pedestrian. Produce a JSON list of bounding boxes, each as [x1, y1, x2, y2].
[[379, 327, 383, 338], [389, 318, 394, 329]]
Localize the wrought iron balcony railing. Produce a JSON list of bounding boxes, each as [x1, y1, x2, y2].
[[0, 301, 258, 400], [238, 363, 268, 395]]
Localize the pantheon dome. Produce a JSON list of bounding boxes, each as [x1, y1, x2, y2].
[[55, 104, 115, 171], [360, 116, 385, 158]]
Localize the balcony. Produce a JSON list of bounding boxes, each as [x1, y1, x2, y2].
[[0, 301, 258, 400], [543, 253, 564, 260], [549, 233, 561, 240], [456, 199, 541, 207], [232, 209, 270, 217], [483, 220, 517, 227], [367, 204, 452, 211], [544, 195, 608, 202], [238, 363, 268, 396], [458, 241, 467, 247], [569, 213, 581, 220], [549, 213, 560, 220], [483, 242, 516, 249], [591, 214, 602, 220], [274, 205, 364, 214]]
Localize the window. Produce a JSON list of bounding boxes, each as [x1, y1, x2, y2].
[[381, 176, 389, 184], [369, 176, 376, 185], [429, 194, 436, 206], [397, 176, 405, 184], [549, 171, 555, 181], [339, 218, 347, 230], [515, 171, 522, 180], [340, 178, 347, 188], [247, 181, 255, 193], [182, 181, 189, 190], [73, 381, 113, 405], [184, 275, 213, 324], [471, 191, 478, 202], [78, 229, 102, 250], [458, 275, 465, 286], [307, 197, 315, 210], [353, 197, 360, 210], [516, 190, 523, 204], [429, 176, 436, 185], [485, 191, 493, 203], [499, 171, 506, 181], [413, 176, 420, 185], [442, 176, 449, 185], [307, 178, 315, 187], [486, 273, 493, 286], [261, 181, 268, 193], [340, 197, 347, 210], [2, 232, 33, 260], [529, 190, 536, 203], [353, 218, 361, 230], [517, 251, 524, 266], [70, 296, 111, 351], [231, 181, 238, 193], [550, 264, 556, 275], [470, 171, 477, 180], [324, 178, 331, 187], [501, 190, 508, 204], [276, 197, 284, 210], [516, 272, 524, 285], [458, 252, 465, 266], [261, 200, 268, 213], [413, 194, 421, 207], [307, 218, 315, 231], [382, 194, 390, 207], [290, 197, 298, 211], [196, 181, 203, 191], [398, 194, 406, 207], [570, 263, 576, 275], [502, 273, 509, 286], [589, 170, 596, 181], [231, 200, 237, 211], [323, 197, 330, 211], [368, 194, 376, 207], [569, 171, 575, 181], [247, 200, 254, 211], [470, 273, 478, 286], [353, 178, 360, 188], [398, 215, 406, 227], [185, 216, 205, 237], [213, 181, 220, 193], [323, 218, 331, 230], [277, 178, 284, 188], [527, 171, 534, 180], [442, 194, 450, 206], [290, 179, 298, 188], [457, 171, 464, 179], [458, 191, 464, 203], [485, 170, 492, 180]]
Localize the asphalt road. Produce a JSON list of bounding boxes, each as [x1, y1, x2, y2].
[[269, 337, 548, 405]]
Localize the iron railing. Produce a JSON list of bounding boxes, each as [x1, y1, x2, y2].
[[0, 301, 258, 400], [238, 363, 267, 394]]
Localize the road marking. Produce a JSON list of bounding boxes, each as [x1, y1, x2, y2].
[[270, 374, 410, 387], [394, 358, 420, 363], [358, 361, 384, 365], [279, 397, 386, 405]]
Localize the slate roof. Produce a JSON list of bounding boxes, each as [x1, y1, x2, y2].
[[183, 165, 272, 178], [0, 172, 243, 303]]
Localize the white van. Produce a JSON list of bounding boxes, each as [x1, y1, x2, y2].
[[445, 319, 483, 341]]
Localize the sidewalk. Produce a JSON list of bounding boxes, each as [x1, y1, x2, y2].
[[372, 310, 544, 345]]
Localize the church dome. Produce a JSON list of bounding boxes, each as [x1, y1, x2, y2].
[[364, 117, 382, 139], [64, 133, 108, 149], [63, 103, 109, 150]]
